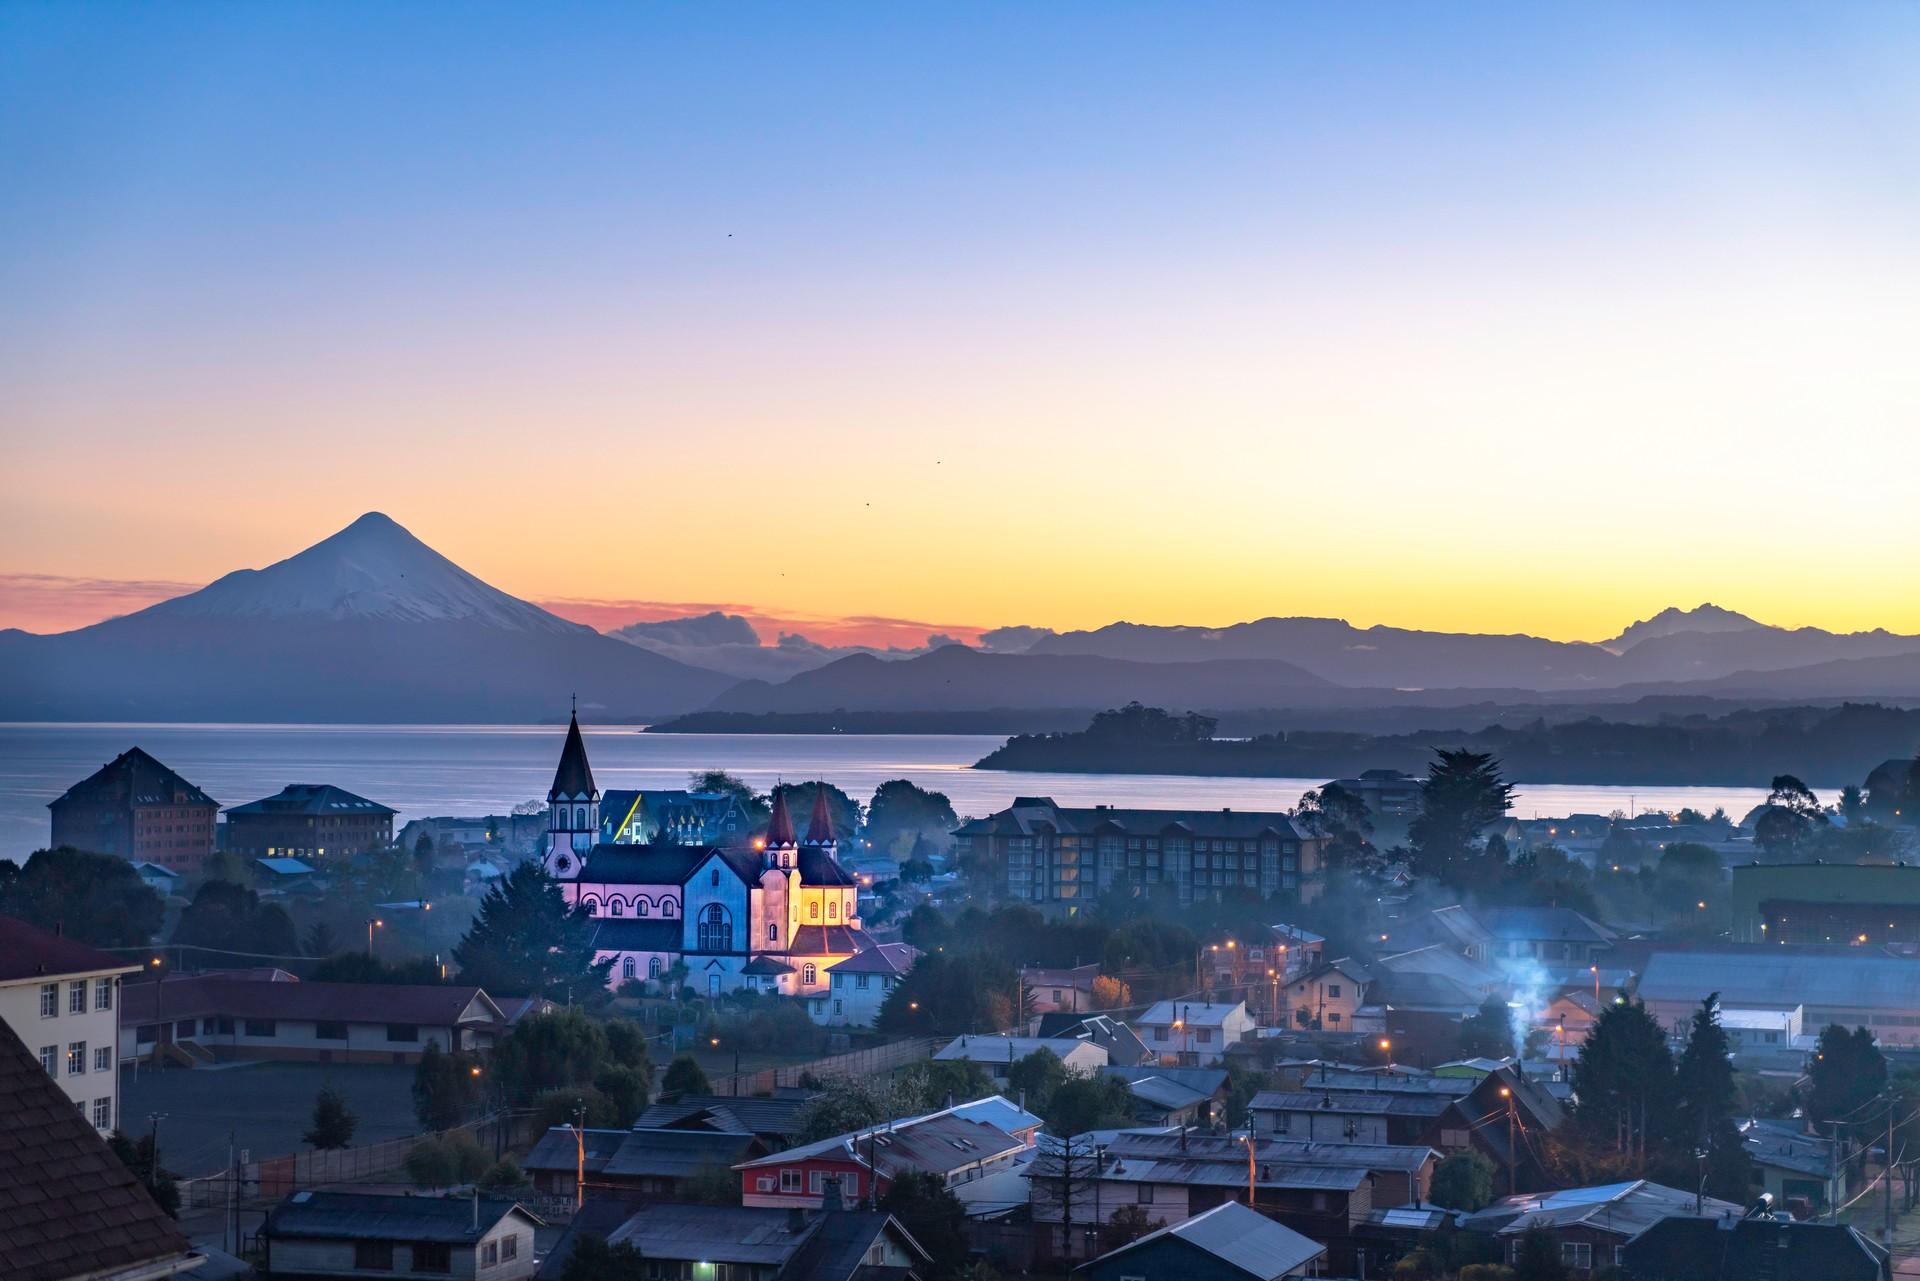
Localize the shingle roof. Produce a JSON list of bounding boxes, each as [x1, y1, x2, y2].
[[265, 1190, 538, 1242], [548, 712, 596, 799], [226, 783, 394, 817], [0, 1018, 194, 1281], [797, 846, 857, 886], [591, 918, 683, 952], [804, 786, 836, 846], [0, 914, 139, 983], [790, 924, 875, 955], [830, 942, 919, 976], [1082, 1201, 1324, 1281], [49, 746, 216, 809], [766, 790, 797, 847]]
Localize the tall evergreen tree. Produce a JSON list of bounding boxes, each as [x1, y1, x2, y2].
[[0, 847, 164, 946], [1806, 1024, 1887, 1128], [304, 1084, 359, 1150], [451, 861, 611, 1000], [411, 1041, 479, 1131], [1409, 750, 1515, 887], [1672, 994, 1751, 1201], [1571, 995, 1674, 1165]]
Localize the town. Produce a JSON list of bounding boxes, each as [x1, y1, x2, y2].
[[4, 714, 1917, 1281]]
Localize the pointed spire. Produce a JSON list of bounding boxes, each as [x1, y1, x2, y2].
[[804, 784, 836, 847], [548, 710, 596, 800], [765, 789, 797, 848]]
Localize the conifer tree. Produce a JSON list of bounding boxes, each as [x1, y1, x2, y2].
[[451, 861, 611, 1000]]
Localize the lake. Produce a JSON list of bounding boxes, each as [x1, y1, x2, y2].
[[0, 722, 1776, 861]]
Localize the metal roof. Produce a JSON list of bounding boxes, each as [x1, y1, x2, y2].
[[266, 1191, 539, 1243], [1462, 1180, 1742, 1238], [602, 1129, 760, 1178], [227, 784, 394, 817], [1138, 999, 1246, 1028], [1637, 947, 1920, 1011], [1089, 1201, 1325, 1280], [1250, 1090, 1454, 1118]]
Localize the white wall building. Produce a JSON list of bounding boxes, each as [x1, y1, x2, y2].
[[0, 915, 138, 1133], [1136, 999, 1255, 1066]]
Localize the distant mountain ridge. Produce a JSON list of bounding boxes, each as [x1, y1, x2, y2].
[[0, 513, 733, 722], [1601, 603, 1761, 652]]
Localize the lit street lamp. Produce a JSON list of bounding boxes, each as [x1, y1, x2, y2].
[[366, 917, 383, 958]]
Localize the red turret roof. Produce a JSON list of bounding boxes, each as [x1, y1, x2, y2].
[[765, 790, 796, 847], [805, 785, 836, 846]]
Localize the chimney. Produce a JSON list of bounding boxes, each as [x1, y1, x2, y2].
[[821, 1174, 846, 1214], [787, 1206, 808, 1234]]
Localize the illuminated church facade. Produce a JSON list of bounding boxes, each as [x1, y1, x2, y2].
[[539, 713, 875, 1000]]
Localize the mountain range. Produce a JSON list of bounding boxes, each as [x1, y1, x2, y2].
[[6, 513, 1920, 722]]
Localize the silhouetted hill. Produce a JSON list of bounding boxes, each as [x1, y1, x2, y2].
[[700, 645, 1333, 714], [0, 514, 734, 721]]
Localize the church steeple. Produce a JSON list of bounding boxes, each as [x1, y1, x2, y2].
[[543, 708, 599, 879], [765, 790, 797, 849], [803, 785, 836, 851]]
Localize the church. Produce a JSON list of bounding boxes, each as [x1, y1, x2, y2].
[[539, 712, 877, 1000]]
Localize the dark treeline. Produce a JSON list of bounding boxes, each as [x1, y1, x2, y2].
[[976, 700, 1920, 786]]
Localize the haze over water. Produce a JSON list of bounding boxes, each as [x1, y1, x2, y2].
[[0, 722, 1779, 862]]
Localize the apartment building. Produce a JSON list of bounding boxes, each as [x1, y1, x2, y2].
[[0, 915, 138, 1133]]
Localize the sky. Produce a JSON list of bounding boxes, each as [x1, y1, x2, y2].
[[3, 4, 1918, 645]]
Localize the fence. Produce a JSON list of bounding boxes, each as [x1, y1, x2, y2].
[[709, 1036, 939, 1096], [176, 1112, 534, 1209]]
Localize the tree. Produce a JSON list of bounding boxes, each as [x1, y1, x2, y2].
[[490, 1007, 652, 1112], [680, 1163, 741, 1205], [901, 903, 949, 951], [1571, 995, 1675, 1164], [0, 847, 164, 946], [1106, 1204, 1152, 1245], [478, 1158, 531, 1193], [1755, 774, 1826, 861], [304, 1084, 358, 1150], [1806, 1024, 1887, 1128], [867, 780, 959, 860], [108, 1131, 179, 1217], [403, 1130, 489, 1188], [451, 862, 612, 1000], [1458, 996, 1517, 1060], [876, 952, 1019, 1036], [794, 1075, 927, 1143], [1512, 1226, 1566, 1281], [1005, 1048, 1069, 1117], [880, 1171, 970, 1279], [688, 770, 770, 825], [302, 921, 341, 958], [770, 781, 862, 845], [661, 1055, 713, 1098], [1295, 782, 1378, 876], [310, 952, 444, 984], [561, 1235, 649, 1281], [1047, 1075, 1136, 1137], [1672, 995, 1751, 1201], [1429, 1150, 1496, 1211], [1409, 750, 1514, 887], [412, 1041, 480, 1130], [172, 878, 297, 959], [1089, 975, 1131, 1009]]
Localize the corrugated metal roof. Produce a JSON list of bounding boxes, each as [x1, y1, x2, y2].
[[1092, 1201, 1325, 1279], [1638, 947, 1920, 1010], [266, 1191, 539, 1242]]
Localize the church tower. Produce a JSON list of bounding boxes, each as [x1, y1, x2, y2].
[[542, 708, 599, 879], [802, 785, 837, 855], [764, 789, 797, 872]]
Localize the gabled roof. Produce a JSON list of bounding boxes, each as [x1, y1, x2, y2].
[[49, 745, 216, 809], [797, 846, 857, 886], [935, 1035, 1107, 1065], [831, 942, 919, 976], [737, 1099, 1026, 1180], [576, 845, 711, 885], [1250, 1089, 1455, 1119], [1138, 999, 1246, 1028], [266, 1190, 539, 1242], [0, 1018, 195, 1281], [1623, 1214, 1885, 1281], [1078, 1201, 1324, 1281], [634, 1093, 815, 1139], [548, 711, 596, 799], [1462, 1180, 1740, 1238], [743, 955, 796, 976], [790, 924, 875, 956], [0, 915, 139, 983], [601, 1128, 763, 1178], [1482, 905, 1616, 945], [1102, 1065, 1230, 1097], [120, 976, 501, 1027], [227, 783, 394, 817]]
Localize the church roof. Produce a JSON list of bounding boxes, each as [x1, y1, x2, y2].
[[797, 847, 857, 887], [578, 846, 711, 885], [549, 711, 596, 800], [804, 786, 836, 846], [765, 790, 797, 847], [790, 925, 875, 956]]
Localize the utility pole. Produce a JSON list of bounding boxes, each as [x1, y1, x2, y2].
[[1500, 1087, 1516, 1197], [1887, 1090, 1897, 1252]]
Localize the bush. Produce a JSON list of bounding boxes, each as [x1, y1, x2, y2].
[[477, 1158, 530, 1192], [404, 1131, 489, 1188], [531, 1086, 621, 1130]]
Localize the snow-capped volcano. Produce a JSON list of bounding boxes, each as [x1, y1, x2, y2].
[[145, 512, 582, 633]]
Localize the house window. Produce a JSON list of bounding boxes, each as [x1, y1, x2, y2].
[[482, 1242, 498, 1266], [354, 1242, 395, 1269], [648, 957, 662, 979], [828, 899, 838, 920], [69, 981, 87, 1014], [93, 1097, 111, 1128], [95, 978, 114, 1011], [803, 964, 817, 984], [135, 1026, 157, 1045], [412, 1241, 451, 1273], [857, 975, 870, 990], [1327, 984, 1342, 999], [768, 924, 779, 942], [387, 1024, 418, 1043], [610, 900, 624, 916], [622, 957, 636, 980], [40, 1045, 57, 1075], [67, 1041, 86, 1075], [1561, 1242, 1591, 1269], [500, 1236, 517, 1260], [637, 900, 648, 916], [1137, 1185, 1154, 1203], [810, 901, 820, 921], [1153, 1026, 1168, 1041], [94, 1046, 112, 1072], [244, 1019, 276, 1037], [698, 904, 732, 952], [317, 1021, 349, 1040], [1327, 1012, 1341, 1026], [711, 868, 721, 886], [175, 1019, 194, 1040], [1195, 1029, 1212, 1044], [833, 1000, 843, 1014], [781, 1169, 802, 1192], [663, 900, 675, 917], [40, 983, 57, 1018]]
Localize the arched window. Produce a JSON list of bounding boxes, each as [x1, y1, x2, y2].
[[581, 896, 599, 916], [574, 806, 585, 827], [803, 964, 817, 984], [622, 957, 635, 980], [698, 904, 732, 952], [637, 899, 648, 917], [767, 923, 778, 942], [662, 899, 676, 917], [828, 898, 838, 921], [809, 900, 820, 921], [710, 868, 720, 887], [648, 957, 662, 979], [610, 900, 623, 917]]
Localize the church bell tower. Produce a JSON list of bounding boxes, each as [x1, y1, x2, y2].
[[542, 706, 599, 879]]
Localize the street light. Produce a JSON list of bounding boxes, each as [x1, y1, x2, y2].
[[366, 917, 383, 958], [1378, 1037, 1393, 1069], [149, 958, 165, 1069], [1499, 1086, 1517, 1196]]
